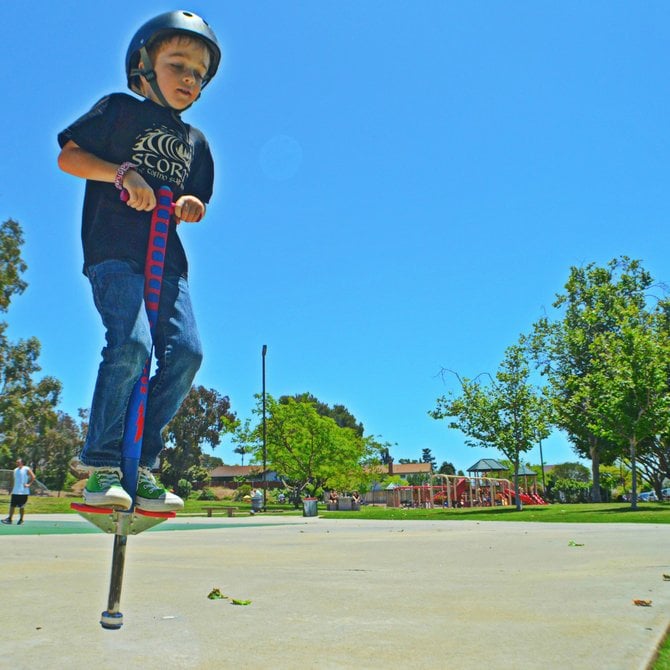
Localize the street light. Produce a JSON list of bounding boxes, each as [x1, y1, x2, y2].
[[538, 439, 547, 493], [262, 344, 268, 510]]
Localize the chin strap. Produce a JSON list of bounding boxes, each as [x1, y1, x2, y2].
[[130, 46, 175, 110]]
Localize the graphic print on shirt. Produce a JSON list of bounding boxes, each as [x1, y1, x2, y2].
[[130, 125, 192, 188]]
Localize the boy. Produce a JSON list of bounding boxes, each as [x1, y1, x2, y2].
[[2, 458, 36, 525], [57, 11, 221, 512]]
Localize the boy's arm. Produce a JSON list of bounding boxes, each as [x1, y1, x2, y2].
[[177, 129, 212, 223], [57, 140, 156, 212]]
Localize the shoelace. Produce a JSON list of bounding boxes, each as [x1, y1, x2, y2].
[[96, 469, 123, 488], [138, 468, 161, 492]]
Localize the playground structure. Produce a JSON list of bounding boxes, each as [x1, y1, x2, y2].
[[385, 473, 546, 509]]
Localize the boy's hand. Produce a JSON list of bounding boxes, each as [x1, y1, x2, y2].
[[122, 170, 156, 211], [174, 195, 205, 223]]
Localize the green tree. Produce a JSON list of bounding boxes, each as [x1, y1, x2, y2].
[[233, 445, 248, 465], [38, 411, 83, 494], [161, 385, 237, 489], [248, 395, 374, 495], [230, 416, 260, 468], [280, 392, 365, 436], [630, 300, 670, 499], [635, 442, 670, 499], [431, 342, 551, 510], [438, 461, 456, 475], [531, 257, 653, 501], [0, 219, 27, 311], [0, 218, 62, 466], [421, 448, 436, 468], [201, 454, 224, 470], [589, 294, 670, 509], [548, 462, 591, 482], [377, 443, 393, 465]]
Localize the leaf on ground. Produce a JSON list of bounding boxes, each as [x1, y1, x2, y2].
[[568, 540, 584, 547], [207, 588, 228, 600], [231, 599, 252, 606], [633, 599, 652, 607]]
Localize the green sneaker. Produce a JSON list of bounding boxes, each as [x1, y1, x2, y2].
[[136, 467, 184, 512], [84, 467, 132, 510]]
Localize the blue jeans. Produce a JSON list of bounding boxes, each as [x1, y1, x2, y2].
[[80, 260, 202, 468]]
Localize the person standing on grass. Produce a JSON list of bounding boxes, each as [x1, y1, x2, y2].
[[2, 458, 36, 525]]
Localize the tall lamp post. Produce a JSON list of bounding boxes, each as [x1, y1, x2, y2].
[[262, 344, 268, 510], [538, 439, 547, 493]]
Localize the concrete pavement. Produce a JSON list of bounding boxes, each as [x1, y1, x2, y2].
[[0, 514, 668, 669]]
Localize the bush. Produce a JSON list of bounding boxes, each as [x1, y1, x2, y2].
[[234, 484, 251, 501], [41, 471, 77, 492], [547, 478, 591, 503], [198, 487, 217, 501], [176, 478, 193, 499]]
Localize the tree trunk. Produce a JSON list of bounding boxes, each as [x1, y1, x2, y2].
[[513, 459, 522, 511], [589, 438, 602, 502]]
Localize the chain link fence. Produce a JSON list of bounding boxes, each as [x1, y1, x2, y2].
[[0, 470, 50, 496]]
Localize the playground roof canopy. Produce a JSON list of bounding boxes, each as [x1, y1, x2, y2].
[[516, 464, 537, 476], [467, 458, 507, 473]]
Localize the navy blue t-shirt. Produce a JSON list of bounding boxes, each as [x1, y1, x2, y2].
[[58, 93, 214, 277]]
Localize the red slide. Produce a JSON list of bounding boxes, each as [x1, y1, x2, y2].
[[455, 478, 468, 498], [505, 488, 543, 505]]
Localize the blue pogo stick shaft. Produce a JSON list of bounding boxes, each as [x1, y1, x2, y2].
[[120, 187, 174, 502]]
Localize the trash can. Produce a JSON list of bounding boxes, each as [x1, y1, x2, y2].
[[302, 497, 318, 517], [251, 493, 263, 514]]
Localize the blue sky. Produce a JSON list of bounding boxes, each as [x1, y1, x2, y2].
[[3, 1, 669, 473]]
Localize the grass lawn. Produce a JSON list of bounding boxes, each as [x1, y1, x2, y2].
[[655, 644, 670, 670], [2, 496, 669, 522], [0, 494, 304, 517], [323, 501, 670, 523]]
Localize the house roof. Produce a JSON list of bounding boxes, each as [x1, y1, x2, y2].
[[392, 462, 433, 474], [210, 465, 264, 478], [516, 465, 537, 476], [467, 458, 507, 473], [212, 461, 433, 480], [365, 462, 433, 476]]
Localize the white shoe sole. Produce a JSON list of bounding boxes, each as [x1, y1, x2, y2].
[[135, 496, 184, 512], [83, 490, 132, 510]]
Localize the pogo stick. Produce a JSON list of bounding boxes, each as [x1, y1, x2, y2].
[[72, 186, 176, 629]]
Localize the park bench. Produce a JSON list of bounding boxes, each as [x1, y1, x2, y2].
[[202, 506, 236, 518], [336, 497, 360, 511]]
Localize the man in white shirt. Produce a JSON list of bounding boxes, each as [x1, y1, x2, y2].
[[2, 458, 36, 525]]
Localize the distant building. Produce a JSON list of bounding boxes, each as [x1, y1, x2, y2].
[[209, 465, 280, 488], [386, 462, 433, 478], [366, 461, 433, 483]]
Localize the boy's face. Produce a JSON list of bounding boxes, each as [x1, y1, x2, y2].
[[140, 36, 211, 110]]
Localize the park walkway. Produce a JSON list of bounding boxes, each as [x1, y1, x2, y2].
[[1, 515, 668, 669]]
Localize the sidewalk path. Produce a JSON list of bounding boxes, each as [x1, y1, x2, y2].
[[1, 515, 668, 669]]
